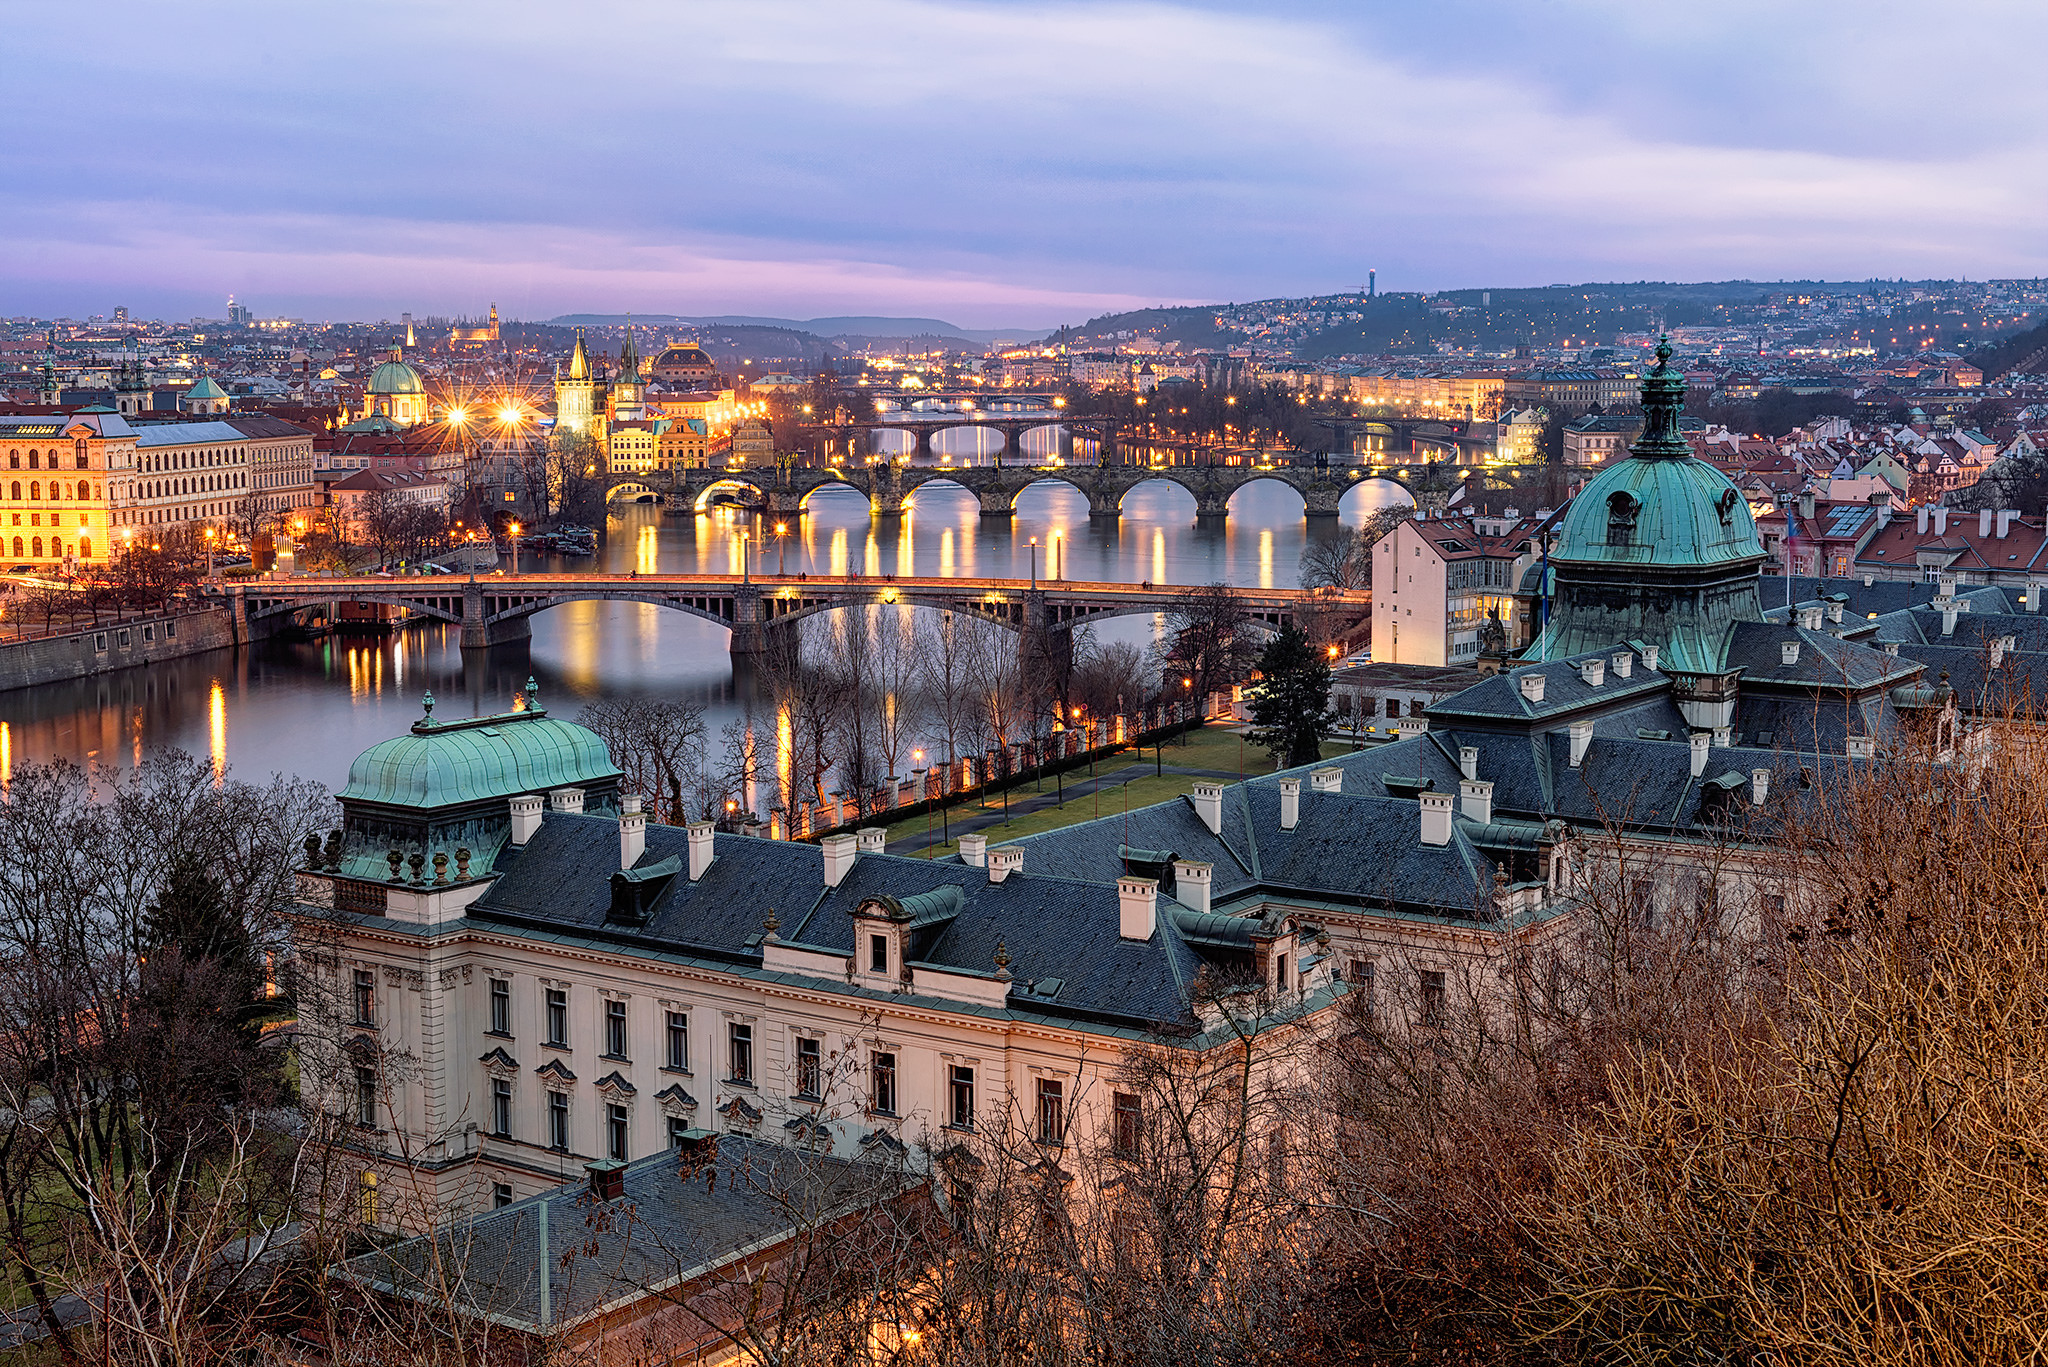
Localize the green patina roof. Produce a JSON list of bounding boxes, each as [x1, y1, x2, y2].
[[184, 377, 227, 399], [340, 684, 620, 811], [1551, 454, 1763, 569], [366, 358, 425, 395]]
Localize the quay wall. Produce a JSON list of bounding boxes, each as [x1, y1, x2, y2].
[[0, 608, 245, 694]]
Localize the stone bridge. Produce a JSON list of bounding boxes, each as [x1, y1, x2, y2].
[[643, 458, 1518, 522], [234, 573, 1365, 652]]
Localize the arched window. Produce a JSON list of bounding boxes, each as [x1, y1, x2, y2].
[[8, 483, 17, 500], [79, 538, 90, 560], [1606, 492, 1639, 548], [74, 441, 87, 468], [31, 538, 43, 558], [10, 538, 19, 557], [28, 483, 39, 502]]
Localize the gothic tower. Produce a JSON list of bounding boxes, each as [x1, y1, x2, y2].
[[554, 329, 598, 438], [612, 326, 645, 422]]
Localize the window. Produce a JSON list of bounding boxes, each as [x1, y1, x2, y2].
[[949, 1064, 976, 1130], [795, 1036, 822, 1099], [1036, 1077, 1065, 1145], [1606, 491, 1638, 548], [870, 1051, 897, 1115], [869, 932, 888, 974], [728, 1022, 753, 1084], [1348, 960, 1376, 1015], [352, 969, 375, 1025], [1274, 953, 1290, 995], [547, 1091, 570, 1150], [359, 1171, 378, 1225], [1420, 970, 1446, 1028], [489, 979, 510, 1035], [493, 1183, 514, 1209], [1112, 1092, 1142, 1156], [668, 1115, 691, 1149], [604, 999, 628, 1058], [354, 1066, 378, 1127], [665, 1010, 690, 1071], [491, 1078, 512, 1138], [545, 988, 568, 1046], [606, 1103, 629, 1161]]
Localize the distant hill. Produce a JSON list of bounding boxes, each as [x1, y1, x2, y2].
[[1038, 306, 1243, 351], [548, 313, 1040, 346]]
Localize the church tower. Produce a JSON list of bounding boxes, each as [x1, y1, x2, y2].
[[612, 327, 645, 422], [554, 329, 599, 438], [114, 355, 149, 417], [38, 331, 60, 406]]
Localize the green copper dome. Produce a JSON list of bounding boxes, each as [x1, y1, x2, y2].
[[184, 377, 227, 400], [366, 359, 425, 395], [1549, 339, 1762, 570], [340, 686, 620, 811]]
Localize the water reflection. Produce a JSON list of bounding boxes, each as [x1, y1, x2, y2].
[[0, 478, 1409, 796]]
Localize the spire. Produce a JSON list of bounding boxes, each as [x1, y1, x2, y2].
[[568, 329, 590, 381], [619, 322, 640, 384], [1627, 336, 1690, 461]]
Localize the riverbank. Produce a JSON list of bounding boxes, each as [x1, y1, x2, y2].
[[0, 606, 243, 694]]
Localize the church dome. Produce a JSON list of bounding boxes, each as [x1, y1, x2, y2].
[[339, 687, 620, 812], [655, 345, 713, 369], [366, 358, 425, 395], [184, 377, 227, 400]]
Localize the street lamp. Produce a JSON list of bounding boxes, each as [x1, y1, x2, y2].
[[508, 522, 521, 575], [774, 521, 789, 576], [1028, 537, 1038, 588]]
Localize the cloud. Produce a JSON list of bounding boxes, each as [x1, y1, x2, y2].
[[2, 0, 2043, 322]]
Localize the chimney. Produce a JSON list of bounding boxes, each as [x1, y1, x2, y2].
[[1916, 505, 1930, 535], [509, 793, 543, 846], [687, 821, 715, 880], [1641, 645, 1659, 672], [1459, 778, 1493, 824], [1191, 781, 1224, 835], [957, 833, 987, 867], [1309, 767, 1343, 794], [1173, 859, 1213, 914], [1420, 791, 1455, 846], [1825, 599, 1843, 624], [586, 1160, 625, 1203], [1578, 658, 1605, 687], [1800, 490, 1815, 520], [1999, 509, 2018, 538], [1980, 509, 1994, 538], [1459, 745, 1478, 780], [1118, 876, 1157, 941], [619, 795, 645, 870], [2029, 583, 2043, 613], [1518, 672, 1546, 704], [1278, 777, 1302, 831], [1611, 651, 1632, 680], [1941, 606, 1957, 637], [1847, 735, 1875, 760], [549, 787, 584, 815], [1933, 507, 1949, 535], [1872, 489, 1892, 530], [1751, 769, 1770, 805], [1781, 640, 1801, 665], [1568, 718, 1594, 768], [1690, 731, 1711, 777], [987, 846, 1022, 883], [857, 827, 887, 857], [1714, 725, 1732, 747], [822, 832, 857, 887], [1939, 573, 1957, 598], [1799, 605, 1823, 630]]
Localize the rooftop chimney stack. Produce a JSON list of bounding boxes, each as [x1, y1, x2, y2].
[[1420, 791, 1455, 846], [1999, 509, 2018, 539], [1568, 718, 1594, 768], [1642, 645, 1659, 672], [1917, 505, 1930, 535], [1690, 731, 1711, 777], [987, 846, 1022, 883], [548, 787, 584, 815], [619, 795, 645, 870], [1933, 507, 1949, 536], [687, 821, 715, 880], [1460, 745, 1479, 780], [1309, 767, 1343, 794], [1191, 782, 1224, 835], [509, 793, 543, 846], [1173, 859, 1213, 915], [1611, 651, 1633, 680], [822, 833, 857, 887], [1579, 658, 1605, 687], [1782, 640, 1801, 664], [957, 833, 987, 867], [857, 827, 887, 857], [1751, 769, 1771, 806], [1278, 777, 1302, 831], [1459, 778, 1493, 824], [1118, 876, 1158, 941], [1518, 673, 1546, 704], [2029, 583, 2044, 613]]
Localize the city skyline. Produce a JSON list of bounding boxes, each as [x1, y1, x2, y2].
[[6, 0, 2047, 326]]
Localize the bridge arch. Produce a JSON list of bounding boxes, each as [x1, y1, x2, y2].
[[604, 480, 661, 503], [683, 477, 770, 512], [794, 476, 873, 510]]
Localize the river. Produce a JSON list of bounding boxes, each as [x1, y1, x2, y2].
[[0, 475, 1409, 800]]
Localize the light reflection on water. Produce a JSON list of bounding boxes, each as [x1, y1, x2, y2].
[[0, 478, 1409, 800]]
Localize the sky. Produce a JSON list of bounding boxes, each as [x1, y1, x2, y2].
[[6, 0, 2046, 330]]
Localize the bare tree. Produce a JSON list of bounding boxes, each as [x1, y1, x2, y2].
[[1158, 583, 1261, 709], [577, 698, 708, 826], [1297, 504, 1410, 590]]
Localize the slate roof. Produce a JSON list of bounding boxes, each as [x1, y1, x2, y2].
[[340, 1136, 918, 1334]]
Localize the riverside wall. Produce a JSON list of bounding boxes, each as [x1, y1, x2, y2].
[[0, 607, 247, 694]]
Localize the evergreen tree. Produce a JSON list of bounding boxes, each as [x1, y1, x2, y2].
[[1244, 625, 1333, 769], [142, 850, 261, 1030]]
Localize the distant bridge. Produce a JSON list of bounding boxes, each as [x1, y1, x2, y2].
[[234, 573, 1365, 652], [612, 458, 1541, 522]]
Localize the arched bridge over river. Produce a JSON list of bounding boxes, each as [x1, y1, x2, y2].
[[621, 458, 1543, 522], [235, 573, 1367, 651]]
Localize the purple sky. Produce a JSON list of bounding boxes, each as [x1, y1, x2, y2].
[[8, 0, 2045, 329]]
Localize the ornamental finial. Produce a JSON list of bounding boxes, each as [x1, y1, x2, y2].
[[421, 689, 435, 719], [522, 676, 540, 712]]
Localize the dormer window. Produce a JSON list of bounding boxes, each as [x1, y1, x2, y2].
[[1606, 492, 1639, 548], [870, 933, 888, 974]]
